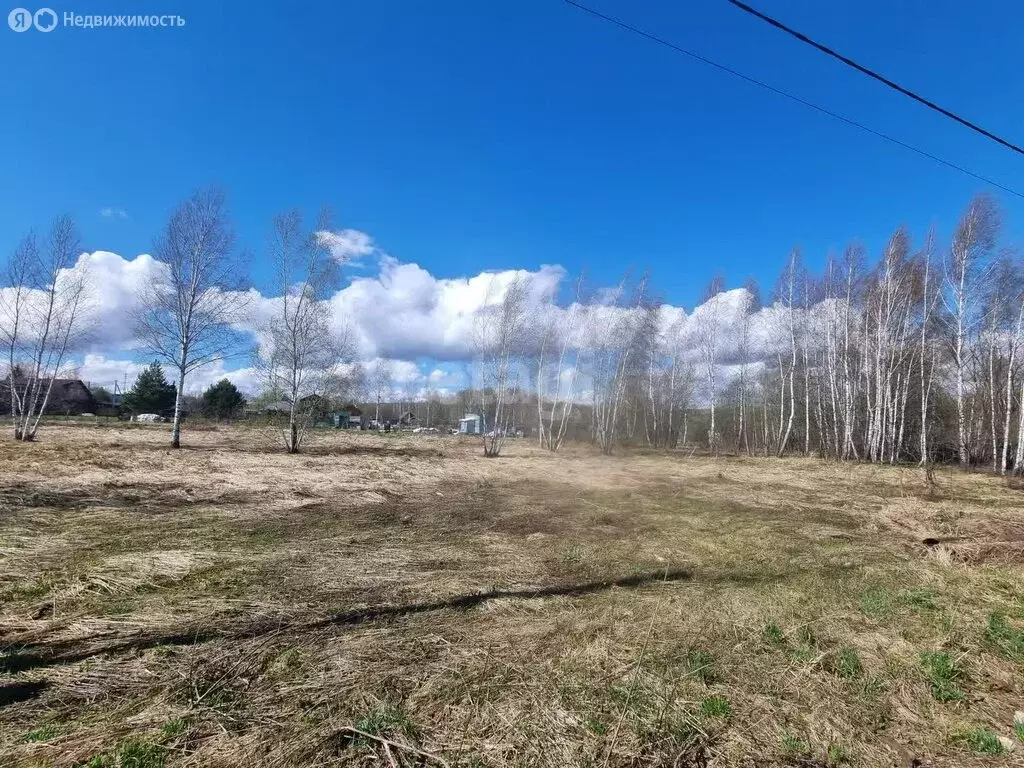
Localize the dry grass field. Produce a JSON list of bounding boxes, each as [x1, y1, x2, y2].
[[2, 426, 1024, 767]]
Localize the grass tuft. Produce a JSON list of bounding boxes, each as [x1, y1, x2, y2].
[[683, 649, 718, 684], [353, 703, 420, 741], [859, 588, 892, 618], [779, 731, 810, 759], [826, 743, 850, 765], [953, 727, 1005, 755], [985, 612, 1024, 663], [831, 647, 863, 679], [762, 623, 786, 647], [83, 739, 166, 768], [699, 694, 731, 719], [919, 651, 964, 702], [20, 724, 60, 743], [159, 717, 189, 741]]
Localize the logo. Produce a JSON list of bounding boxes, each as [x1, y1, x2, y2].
[[8, 7, 32, 30], [33, 7, 55, 31], [8, 6, 57, 31]]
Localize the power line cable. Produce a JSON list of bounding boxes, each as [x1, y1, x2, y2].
[[725, 0, 1024, 157], [560, 0, 1024, 200]]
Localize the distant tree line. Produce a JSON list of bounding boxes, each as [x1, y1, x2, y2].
[[5, 191, 1023, 467], [463, 194, 1024, 469]]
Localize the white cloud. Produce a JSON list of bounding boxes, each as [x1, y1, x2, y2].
[[70, 354, 262, 395], [3, 237, 820, 397], [316, 228, 374, 264], [99, 207, 129, 220]]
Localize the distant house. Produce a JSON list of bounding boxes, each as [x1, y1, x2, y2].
[[336, 404, 363, 429], [0, 376, 97, 416], [458, 413, 485, 435]]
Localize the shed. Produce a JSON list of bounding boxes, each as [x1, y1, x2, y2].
[[458, 413, 485, 435], [341, 404, 363, 428]]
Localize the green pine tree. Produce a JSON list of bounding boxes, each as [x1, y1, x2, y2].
[[200, 379, 247, 420], [122, 362, 177, 415]]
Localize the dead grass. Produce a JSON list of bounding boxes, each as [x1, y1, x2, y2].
[[1, 426, 1023, 766]]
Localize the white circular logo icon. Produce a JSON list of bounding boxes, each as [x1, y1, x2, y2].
[[33, 7, 57, 31], [8, 7, 33, 31]]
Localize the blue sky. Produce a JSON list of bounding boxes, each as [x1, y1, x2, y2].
[[2, 0, 1022, 383]]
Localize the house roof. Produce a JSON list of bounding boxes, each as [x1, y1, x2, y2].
[[261, 401, 292, 412]]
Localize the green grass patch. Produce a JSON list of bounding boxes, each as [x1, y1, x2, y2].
[[762, 623, 786, 647], [826, 743, 850, 765], [953, 727, 1005, 755], [20, 723, 60, 743], [159, 717, 189, 741], [985, 612, 1024, 663], [82, 739, 166, 768], [353, 703, 420, 741], [779, 731, 810, 759], [900, 588, 938, 611], [700, 694, 731, 718], [919, 651, 964, 702], [831, 647, 863, 679], [859, 587, 892, 618], [683, 649, 718, 684]]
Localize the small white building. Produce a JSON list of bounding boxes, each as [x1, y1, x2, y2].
[[458, 413, 485, 435]]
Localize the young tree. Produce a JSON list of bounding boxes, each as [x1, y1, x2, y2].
[[136, 188, 247, 448], [943, 194, 999, 465], [0, 217, 90, 440], [693, 275, 725, 451], [370, 359, 392, 426], [775, 251, 802, 456], [122, 362, 177, 415], [474, 274, 531, 457], [258, 208, 350, 453], [200, 378, 246, 420], [534, 274, 584, 452], [588, 276, 655, 455]]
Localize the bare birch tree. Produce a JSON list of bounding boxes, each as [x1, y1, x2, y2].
[[943, 194, 1000, 465], [474, 274, 531, 457], [370, 359, 392, 427], [258, 208, 350, 453], [693, 276, 725, 451], [136, 188, 247, 448], [534, 275, 583, 452], [0, 217, 90, 441]]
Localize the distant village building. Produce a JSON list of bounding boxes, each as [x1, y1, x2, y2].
[[334, 404, 363, 429], [458, 413, 485, 435], [0, 376, 97, 416]]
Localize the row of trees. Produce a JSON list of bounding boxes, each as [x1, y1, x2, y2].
[[472, 194, 1024, 470], [0, 189, 350, 453], [4, 189, 1022, 467], [117, 362, 246, 420]]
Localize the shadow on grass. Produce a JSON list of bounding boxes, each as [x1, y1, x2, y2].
[[0, 569, 691, 677], [0, 680, 50, 706]]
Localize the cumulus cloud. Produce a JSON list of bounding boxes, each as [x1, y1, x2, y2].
[[4, 238, 813, 397], [69, 354, 262, 395], [316, 229, 374, 264]]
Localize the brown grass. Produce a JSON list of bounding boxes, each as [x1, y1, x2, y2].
[[1, 426, 1023, 767]]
